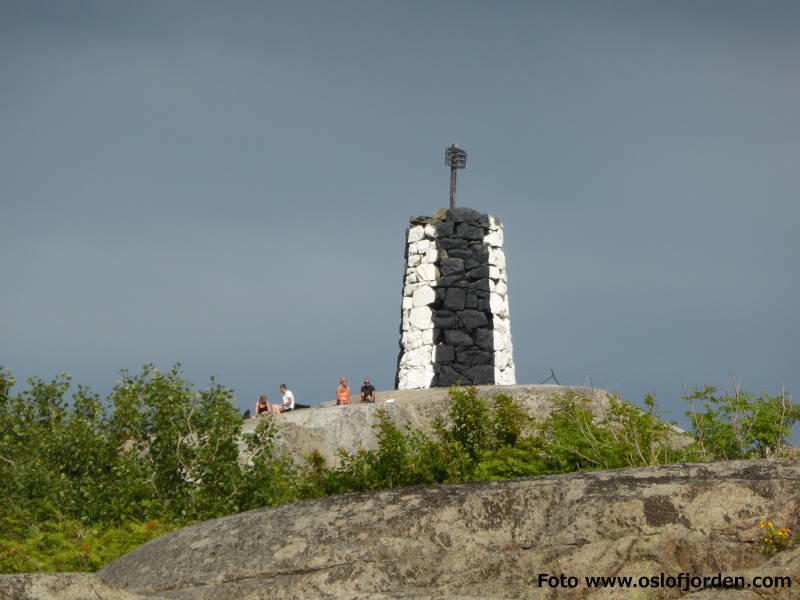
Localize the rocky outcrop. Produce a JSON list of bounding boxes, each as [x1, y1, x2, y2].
[[0, 573, 142, 600], [396, 208, 515, 390], [241, 384, 610, 466], [2, 459, 799, 599], [94, 459, 800, 599]]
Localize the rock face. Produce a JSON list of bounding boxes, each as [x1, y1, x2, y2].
[[91, 459, 800, 599], [3, 460, 799, 599], [396, 208, 515, 390], [0, 573, 142, 600], [241, 385, 608, 466]]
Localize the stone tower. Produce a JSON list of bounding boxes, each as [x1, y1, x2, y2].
[[395, 207, 515, 390]]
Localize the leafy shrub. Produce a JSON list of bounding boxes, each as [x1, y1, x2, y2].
[[531, 392, 697, 473], [685, 381, 800, 460], [0, 366, 796, 574]]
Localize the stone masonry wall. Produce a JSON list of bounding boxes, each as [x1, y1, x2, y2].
[[395, 207, 515, 389]]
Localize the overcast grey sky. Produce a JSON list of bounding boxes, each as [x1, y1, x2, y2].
[[2, 1, 798, 427]]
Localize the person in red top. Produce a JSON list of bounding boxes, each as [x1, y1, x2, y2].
[[336, 377, 351, 405]]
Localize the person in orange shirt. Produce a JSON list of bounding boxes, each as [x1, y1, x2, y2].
[[336, 377, 351, 405]]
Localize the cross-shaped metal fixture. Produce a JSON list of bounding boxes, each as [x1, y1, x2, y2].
[[445, 142, 467, 209]]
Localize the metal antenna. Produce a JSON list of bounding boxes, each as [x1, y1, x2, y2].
[[444, 142, 467, 209]]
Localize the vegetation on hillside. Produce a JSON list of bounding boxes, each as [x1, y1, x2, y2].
[[0, 364, 797, 572]]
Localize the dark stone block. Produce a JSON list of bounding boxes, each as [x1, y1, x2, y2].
[[437, 275, 460, 288], [464, 293, 478, 309], [474, 328, 493, 351], [435, 364, 467, 386], [440, 257, 465, 276], [456, 349, 493, 367], [435, 344, 455, 363], [459, 309, 489, 329], [447, 207, 485, 223], [433, 328, 442, 344], [410, 215, 432, 225], [444, 329, 473, 346], [465, 279, 489, 289], [433, 312, 458, 328], [443, 287, 466, 310], [475, 214, 490, 228], [466, 266, 491, 279], [436, 288, 447, 303], [446, 248, 471, 260], [478, 297, 491, 312], [456, 223, 484, 240], [433, 221, 454, 237], [464, 256, 487, 271], [439, 238, 468, 252], [464, 365, 494, 384], [464, 248, 489, 269], [468, 240, 487, 250]]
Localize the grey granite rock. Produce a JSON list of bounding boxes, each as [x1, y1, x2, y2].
[[97, 459, 800, 600], [0, 573, 155, 600]]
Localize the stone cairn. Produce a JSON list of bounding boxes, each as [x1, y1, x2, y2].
[[395, 207, 515, 389]]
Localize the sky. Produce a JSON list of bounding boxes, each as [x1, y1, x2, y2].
[[2, 1, 798, 430]]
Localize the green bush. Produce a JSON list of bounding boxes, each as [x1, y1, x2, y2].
[[0, 366, 796, 574], [685, 382, 800, 460], [0, 364, 296, 571]]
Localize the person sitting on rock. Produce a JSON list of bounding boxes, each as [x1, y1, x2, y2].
[[254, 395, 270, 417], [360, 378, 376, 403], [270, 384, 295, 415], [336, 377, 351, 405]]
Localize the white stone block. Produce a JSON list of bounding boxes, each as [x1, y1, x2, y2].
[[402, 310, 411, 331], [488, 216, 502, 231], [415, 263, 437, 282], [409, 240, 431, 255], [493, 330, 512, 351], [424, 223, 438, 239], [402, 296, 413, 310], [489, 266, 501, 280], [405, 271, 418, 284], [493, 280, 507, 295], [493, 329, 507, 351], [403, 328, 434, 350], [407, 254, 421, 267], [401, 345, 434, 368], [490, 292, 508, 317], [484, 229, 504, 247], [403, 283, 423, 296], [409, 306, 433, 330], [421, 247, 438, 264], [495, 367, 516, 386], [494, 316, 510, 334], [412, 285, 436, 307], [494, 350, 511, 369], [488, 247, 506, 270], [398, 367, 434, 390], [407, 226, 425, 243]]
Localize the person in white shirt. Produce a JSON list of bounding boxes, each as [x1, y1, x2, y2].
[[270, 384, 295, 415]]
